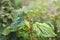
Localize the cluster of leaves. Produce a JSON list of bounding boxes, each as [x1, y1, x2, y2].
[[0, 0, 60, 40]]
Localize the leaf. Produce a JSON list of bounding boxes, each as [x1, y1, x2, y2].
[[15, 0, 23, 8], [16, 25, 30, 40], [33, 24, 41, 37], [10, 10, 25, 31], [10, 0, 23, 8], [2, 27, 11, 35], [33, 22, 57, 37], [2, 10, 25, 35]]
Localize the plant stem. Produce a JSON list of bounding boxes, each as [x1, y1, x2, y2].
[[26, 14, 36, 40]]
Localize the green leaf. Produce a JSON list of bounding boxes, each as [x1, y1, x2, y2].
[[2, 9, 25, 35], [2, 27, 11, 35], [15, 0, 23, 8], [10, 10, 25, 31], [33, 22, 57, 37], [16, 24, 30, 40], [10, 0, 23, 8]]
